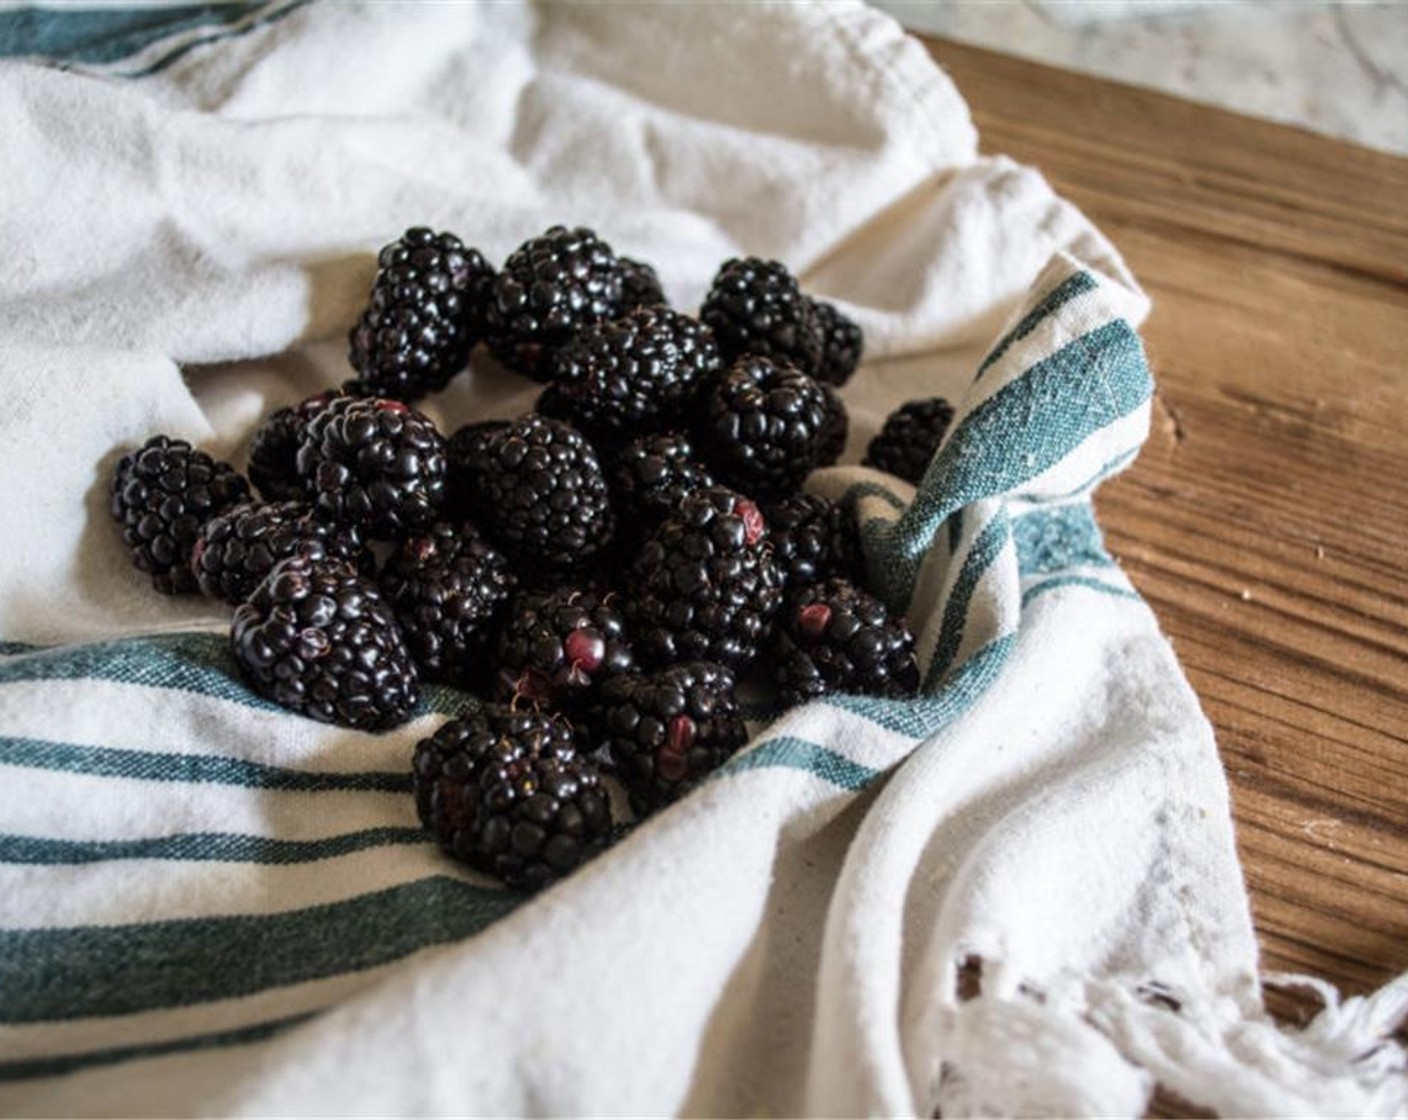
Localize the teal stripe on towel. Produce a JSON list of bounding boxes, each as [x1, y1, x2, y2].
[[714, 736, 879, 791], [1022, 574, 1141, 607], [0, 874, 518, 1024], [923, 511, 1012, 690], [0, 3, 268, 64], [0, 827, 429, 866], [1012, 503, 1113, 577], [975, 270, 1099, 381]]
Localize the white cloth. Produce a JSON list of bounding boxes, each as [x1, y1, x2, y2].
[[0, 2, 1403, 1115]]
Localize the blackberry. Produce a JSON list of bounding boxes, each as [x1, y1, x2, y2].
[[347, 227, 495, 402], [297, 396, 447, 539], [618, 256, 666, 309], [699, 257, 823, 374], [627, 487, 783, 669], [445, 418, 510, 517], [494, 586, 633, 709], [246, 389, 346, 503], [413, 706, 612, 891], [380, 522, 515, 685], [192, 500, 371, 605], [772, 578, 918, 708], [533, 383, 576, 423], [549, 306, 720, 449], [232, 556, 419, 729], [462, 414, 614, 575], [110, 436, 250, 595], [810, 299, 864, 386], [817, 384, 848, 468], [590, 661, 746, 814], [610, 432, 715, 530], [762, 493, 862, 589], [863, 397, 955, 485], [485, 226, 623, 381], [699, 354, 828, 500]]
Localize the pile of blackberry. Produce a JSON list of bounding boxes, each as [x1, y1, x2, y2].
[[109, 223, 936, 894]]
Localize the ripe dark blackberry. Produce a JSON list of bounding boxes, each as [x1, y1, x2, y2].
[[191, 500, 371, 605], [610, 432, 715, 529], [533, 383, 576, 423], [772, 578, 919, 708], [232, 556, 419, 729], [762, 493, 862, 589], [380, 522, 515, 685], [462, 414, 614, 575], [485, 226, 623, 381], [348, 227, 495, 402], [810, 299, 864, 386], [699, 257, 823, 374], [590, 661, 747, 814], [550, 306, 720, 448], [618, 256, 666, 309], [699, 355, 828, 500], [110, 436, 250, 595], [817, 384, 848, 468], [627, 487, 783, 669], [445, 419, 510, 517], [246, 389, 347, 503], [413, 706, 612, 891], [297, 396, 446, 539], [494, 586, 633, 709], [863, 397, 956, 485]]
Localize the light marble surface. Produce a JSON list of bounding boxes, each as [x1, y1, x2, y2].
[[875, 1, 1408, 156]]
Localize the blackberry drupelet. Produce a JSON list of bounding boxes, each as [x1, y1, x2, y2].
[[445, 418, 509, 517], [413, 706, 613, 891], [762, 492, 862, 589], [484, 226, 623, 381], [589, 661, 747, 814], [550, 306, 720, 448], [610, 432, 715, 530], [699, 257, 823, 374], [348, 227, 496, 401], [191, 500, 370, 605], [810, 299, 864, 386], [772, 577, 918, 708], [246, 389, 346, 503], [863, 396, 956, 485], [110, 435, 250, 595], [232, 556, 419, 729], [817, 383, 849, 468], [380, 522, 515, 685], [699, 354, 828, 499], [461, 414, 614, 575], [626, 486, 783, 669], [618, 256, 666, 309], [297, 396, 446, 539], [494, 586, 633, 709]]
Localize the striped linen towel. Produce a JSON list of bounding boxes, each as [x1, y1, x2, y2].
[[1, 3, 1404, 1116]]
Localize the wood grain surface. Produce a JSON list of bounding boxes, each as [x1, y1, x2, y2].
[[920, 33, 1408, 1100]]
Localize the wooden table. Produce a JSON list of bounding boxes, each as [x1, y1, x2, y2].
[[919, 36, 1408, 1057]]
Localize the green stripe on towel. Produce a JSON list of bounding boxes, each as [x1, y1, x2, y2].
[[923, 510, 1012, 690], [0, 827, 430, 866]]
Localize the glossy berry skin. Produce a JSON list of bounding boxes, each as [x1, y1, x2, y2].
[[699, 257, 823, 374], [589, 661, 747, 815], [626, 487, 783, 670], [610, 432, 716, 530], [413, 706, 613, 891], [246, 389, 347, 503], [348, 227, 496, 401], [110, 435, 250, 595], [617, 256, 667, 309], [494, 586, 634, 710], [772, 577, 919, 708], [863, 397, 956, 485], [231, 556, 419, 729], [762, 492, 862, 589], [810, 299, 864, 387], [296, 396, 447, 540], [445, 419, 510, 518]]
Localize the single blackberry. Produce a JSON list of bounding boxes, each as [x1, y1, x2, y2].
[[297, 396, 447, 539], [810, 299, 864, 386], [232, 556, 419, 729], [534, 383, 576, 423], [762, 493, 862, 589], [610, 432, 715, 530], [863, 397, 956, 485], [110, 436, 250, 595], [192, 500, 371, 605], [246, 389, 347, 503], [626, 487, 783, 669], [699, 354, 828, 500], [550, 306, 720, 448], [589, 661, 747, 814], [445, 418, 510, 517], [618, 256, 666, 309], [699, 257, 823, 374], [772, 578, 919, 708], [462, 414, 614, 575], [413, 706, 613, 891], [817, 384, 848, 468], [348, 227, 496, 402], [379, 522, 515, 685], [494, 586, 633, 709], [485, 226, 623, 381]]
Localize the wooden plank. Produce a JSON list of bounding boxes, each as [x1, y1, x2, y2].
[[918, 32, 1408, 1093]]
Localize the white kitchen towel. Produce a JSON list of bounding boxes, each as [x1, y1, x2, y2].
[[0, 2, 1403, 1116]]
